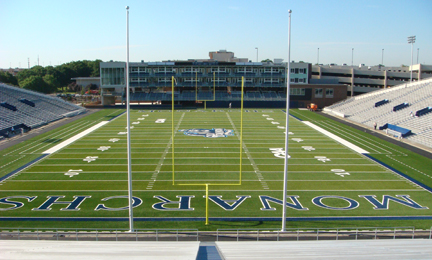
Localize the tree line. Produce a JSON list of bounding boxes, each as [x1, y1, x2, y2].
[[0, 60, 102, 94]]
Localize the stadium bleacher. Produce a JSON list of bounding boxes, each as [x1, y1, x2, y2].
[[0, 83, 86, 138], [324, 78, 432, 148]]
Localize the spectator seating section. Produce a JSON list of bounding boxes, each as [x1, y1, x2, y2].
[[0, 83, 86, 136], [323, 78, 432, 148]]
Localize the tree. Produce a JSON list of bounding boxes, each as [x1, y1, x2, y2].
[[0, 71, 18, 86], [43, 74, 60, 93], [20, 75, 53, 94], [261, 59, 273, 63]]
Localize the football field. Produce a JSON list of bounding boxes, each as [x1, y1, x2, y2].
[[1, 108, 432, 229]]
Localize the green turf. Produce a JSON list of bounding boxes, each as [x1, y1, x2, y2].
[[1, 108, 432, 230]]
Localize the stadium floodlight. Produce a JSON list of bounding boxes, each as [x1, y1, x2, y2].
[[282, 9, 292, 232], [125, 5, 134, 232], [255, 47, 258, 62], [407, 36, 416, 82]]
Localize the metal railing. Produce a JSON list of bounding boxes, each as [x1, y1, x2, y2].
[[1, 227, 431, 242], [216, 227, 432, 242], [0, 228, 199, 242]]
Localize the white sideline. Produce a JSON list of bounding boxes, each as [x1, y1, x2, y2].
[[42, 121, 110, 154], [302, 121, 369, 154]]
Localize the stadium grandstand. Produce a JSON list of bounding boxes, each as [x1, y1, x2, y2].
[[0, 83, 86, 139], [324, 78, 432, 148]]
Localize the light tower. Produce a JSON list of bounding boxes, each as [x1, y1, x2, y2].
[[407, 36, 416, 82]]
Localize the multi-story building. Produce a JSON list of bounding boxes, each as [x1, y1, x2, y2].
[[312, 64, 432, 95], [100, 51, 347, 108]]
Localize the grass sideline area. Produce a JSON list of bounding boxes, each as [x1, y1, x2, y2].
[[1, 108, 432, 230]]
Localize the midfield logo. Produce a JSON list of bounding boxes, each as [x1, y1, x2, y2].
[[179, 128, 234, 138]]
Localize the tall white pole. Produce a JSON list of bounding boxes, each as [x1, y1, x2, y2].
[[408, 36, 416, 83], [255, 47, 258, 62], [126, 5, 134, 232], [282, 9, 292, 232], [410, 41, 413, 82], [417, 48, 419, 64]]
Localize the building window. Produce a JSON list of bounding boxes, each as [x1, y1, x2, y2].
[[290, 78, 295, 83], [101, 67, 125, 86], [315, 88, 323, 98], [131, 67, 138, 72], [290, 68, 295, 73], [325, 88, 334, 98], [238, 67, 252, 73], [290, 88, 305, 96], [158, 78, 171, 83]]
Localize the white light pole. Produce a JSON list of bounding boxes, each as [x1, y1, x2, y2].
[[417, 48, 419, 64], [126, 5, 134, 232], [408, 36, 416, 82], [282, 9, 292, 232], [255, 47, 258, 62], [351, 48, 354, 67]]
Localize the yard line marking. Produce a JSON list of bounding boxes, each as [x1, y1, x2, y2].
[[147, 112, 185, 190], [227, 112, 269, 189], [42, 121, 110, 155], [302, 121, 369, 154]]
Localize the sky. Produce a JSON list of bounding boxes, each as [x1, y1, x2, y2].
[[1, 0, 431, 69]]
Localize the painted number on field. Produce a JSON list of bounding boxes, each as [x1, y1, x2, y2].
[[315, 156, 331, 163], [292, 138, 303, 142], [155, 119, 166, 123], [269, 148, 291, 159], [97, 146, 111, 151], [65, 169, 82, 178], [302, 146, 315, 151], [118, 132, 127, 135], [109, 138, 120, 142], [83, 156, 98, 163], [331, 169, 350, 177]]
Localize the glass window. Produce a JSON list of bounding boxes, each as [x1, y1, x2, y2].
[[315, 88, 323, 98], [325, 88, 334, 98]]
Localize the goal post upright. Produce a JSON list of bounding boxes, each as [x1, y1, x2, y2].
[[171, 76, 244, 224]]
